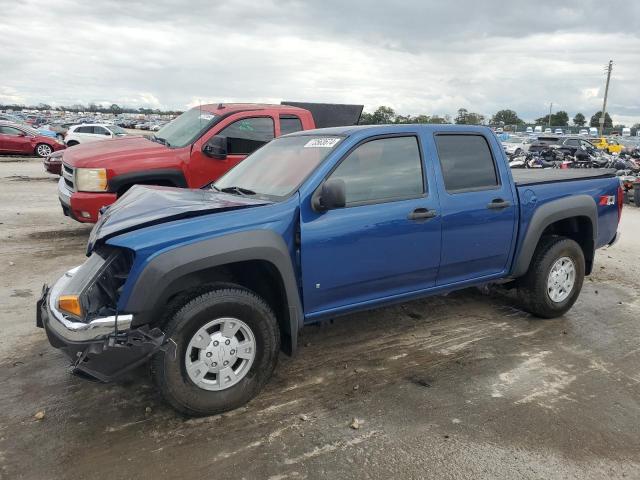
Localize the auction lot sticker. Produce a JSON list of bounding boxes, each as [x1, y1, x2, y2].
[[304, 137, 341, 148]]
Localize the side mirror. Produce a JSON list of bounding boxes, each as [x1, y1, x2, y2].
[[203, 135, 227, 159], [312, 178, 346, 212]]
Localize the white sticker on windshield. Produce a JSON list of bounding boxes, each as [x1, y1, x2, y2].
[[304, 137, 340, 148], [199, 113, 215, 121]]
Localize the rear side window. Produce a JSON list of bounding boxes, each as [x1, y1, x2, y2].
[[435, 135, 498, 192], [328, 136, 424, 205], [280, 115, 303, 135], [218, 117, 275, 155], [0, 126, 23, 135], [75, 126, 92, 134]]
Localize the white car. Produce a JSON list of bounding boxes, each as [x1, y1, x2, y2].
[[544, 128, 552, 134], [64, 123, 128, 146], [501, 136, 531, 156], [579, 129, 588, 135], [554, 128, 563, 134]]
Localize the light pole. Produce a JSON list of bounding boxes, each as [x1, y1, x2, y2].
[[548, 102, 553, 129], [599, 60, 613, 136]]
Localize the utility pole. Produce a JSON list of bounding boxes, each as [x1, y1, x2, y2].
[[548, 102, 552, 128], [599, 60, 613, 136]]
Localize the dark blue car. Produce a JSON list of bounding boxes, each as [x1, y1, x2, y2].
[[38, 124, 622, 415]]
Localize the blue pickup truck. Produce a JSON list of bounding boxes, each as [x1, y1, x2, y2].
[[37, 124, 622, 416]]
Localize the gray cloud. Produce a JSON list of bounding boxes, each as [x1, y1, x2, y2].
[[1, 0, 638, 124]]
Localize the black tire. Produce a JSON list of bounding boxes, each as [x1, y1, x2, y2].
[[514, 148, 522, 156], [517, 237, 585, 318], [151, 287, 280, 416], [66, 140, 79, 147], [34, 143, 53, 158]]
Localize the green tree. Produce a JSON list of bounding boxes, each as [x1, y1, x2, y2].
[[455, 108, 469, 124], [590, 111, 613, 128], [554, 111, 569, 126], [359, 106, 396, 125], [572, 113, 586, 127], [491, 109, 522, 125], [110, 104, 122, 114]]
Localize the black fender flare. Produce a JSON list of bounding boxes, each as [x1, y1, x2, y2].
[[512, 194, 597, 277], [108, 169, 187, 193], [123, 230, 303, 352]]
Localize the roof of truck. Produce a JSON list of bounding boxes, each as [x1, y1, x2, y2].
[[199, 103, 308, 114]]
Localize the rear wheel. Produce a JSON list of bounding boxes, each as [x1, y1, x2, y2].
[[517, 237, 585, 318], [66, 140, 79, 147], [35, 143, 53, 158], [151, 286, 280, 416]]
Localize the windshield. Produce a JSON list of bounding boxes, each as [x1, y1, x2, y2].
[[23, 125, 40, 136], [153, 108, 218, 148], [107, 125, 127, 135], [214, 135, 343, 199]]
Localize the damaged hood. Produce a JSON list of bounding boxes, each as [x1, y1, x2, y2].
[[87, 185, 271, 252]]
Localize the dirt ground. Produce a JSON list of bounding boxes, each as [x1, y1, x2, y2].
[[1, 156, 639, 480]]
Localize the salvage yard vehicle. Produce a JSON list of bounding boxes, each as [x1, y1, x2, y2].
[[64, 123, 129, 147], [591, 137, 623, 154], [57, 102, 363, 222], [0, 121, 65, 157], [37, 124, 623, 416]]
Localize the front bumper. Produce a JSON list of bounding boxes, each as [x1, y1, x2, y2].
[[39, 266, 133, 343], [37, 266, 166, 382], [57, 177, 117, 223]]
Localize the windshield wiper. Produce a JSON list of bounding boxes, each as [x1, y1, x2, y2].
[[150, 134, 170, 147], [220, 186, 256, 196]]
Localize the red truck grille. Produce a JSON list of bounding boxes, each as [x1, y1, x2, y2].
[[62, 163, 75, 191]]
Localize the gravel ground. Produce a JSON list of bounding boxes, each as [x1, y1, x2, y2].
[[1, 156, 639, 480]]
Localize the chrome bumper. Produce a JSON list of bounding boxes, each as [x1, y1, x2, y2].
[[57, 177, 72, 208], [45, 266, 133, 343]]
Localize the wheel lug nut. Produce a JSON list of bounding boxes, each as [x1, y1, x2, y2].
[[223, 361, 229, 366], [206, 352, 212, 357], [230, 349, 235, 355], [212, 362, 217, 367], [213, 341, 219, 346], [225, 340, 230, 345]]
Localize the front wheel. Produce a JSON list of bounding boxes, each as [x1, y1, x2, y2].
[[151, 287, 280, 416], [35, 143, 53, 158], [517, 237, 585, 318]]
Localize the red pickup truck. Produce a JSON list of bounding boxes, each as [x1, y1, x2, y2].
[[58, 102, 362, 222]]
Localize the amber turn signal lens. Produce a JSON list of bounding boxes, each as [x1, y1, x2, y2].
[[58, 295, 82, 316]]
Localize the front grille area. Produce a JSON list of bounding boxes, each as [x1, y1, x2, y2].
[[62, 163, 75, 191], [83, 246, 135, 320]]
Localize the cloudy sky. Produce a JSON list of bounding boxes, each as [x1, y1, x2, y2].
[[1, 0, 639, 124]]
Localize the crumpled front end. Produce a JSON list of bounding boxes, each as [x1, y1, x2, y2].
[[36, 245, 168, 381]]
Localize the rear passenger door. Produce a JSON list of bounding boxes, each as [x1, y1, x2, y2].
[[432, 133, 516, 285]]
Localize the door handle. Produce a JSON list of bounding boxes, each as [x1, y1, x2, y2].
[[487, 198, 511, 209], [408, 208, 437, 220]]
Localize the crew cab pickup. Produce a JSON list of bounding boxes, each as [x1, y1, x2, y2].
[[57, 102, 362, 222], [38, 125, 622, 416]]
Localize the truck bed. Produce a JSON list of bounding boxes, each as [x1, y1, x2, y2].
[[512, 169, 617, 186]]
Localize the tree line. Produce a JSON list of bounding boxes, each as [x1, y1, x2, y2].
[[360, 106, 638, 130], [0, 102, 183, 116]]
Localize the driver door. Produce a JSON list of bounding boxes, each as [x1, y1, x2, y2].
[[190, 115, 275, 187], [0, 126, 31, 154], [300, 134, 442, 317]]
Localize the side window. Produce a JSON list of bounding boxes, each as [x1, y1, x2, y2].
[[76, 126, 91, 134], [328, 136, 424, 205], [435, 135, 498, 192], [93, 126, 109, 136], [0, 126, 23, 135], [218, 117, 274, 155], [565, 139, 579, 147], [280, 115, 303, 135]]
